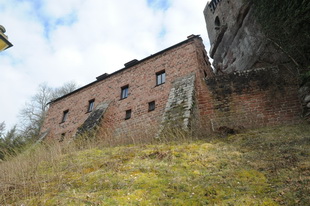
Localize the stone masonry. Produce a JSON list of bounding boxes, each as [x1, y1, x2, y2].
[[299, 82, 310, 122], [159, 73, 196, 133], [75, 101, 111, 136]]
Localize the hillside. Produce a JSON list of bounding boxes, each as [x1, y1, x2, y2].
[[0, 124, 309, 205]]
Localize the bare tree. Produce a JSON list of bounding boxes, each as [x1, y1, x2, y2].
[[51, 81, 78, 100], [19, 82, 78, 140], [19, 83, 53, 139]]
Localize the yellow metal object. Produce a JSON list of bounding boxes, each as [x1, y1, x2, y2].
[[0, 25, 13, 52]]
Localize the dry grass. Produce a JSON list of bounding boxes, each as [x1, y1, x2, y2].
[[0, 123, 309, 205]]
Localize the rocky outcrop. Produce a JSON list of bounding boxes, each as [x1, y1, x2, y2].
[[203, 0, 289, 74], [299, 83, 310, 122]]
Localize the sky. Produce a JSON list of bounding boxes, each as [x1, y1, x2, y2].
[[0, 0, 210, 131]]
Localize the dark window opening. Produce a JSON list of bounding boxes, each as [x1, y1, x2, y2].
[[61, 110, 69, 123], [121, 85, 129, 99], [204, 70, 208, 78], [156, 70, 166, 86], [87, 99, 95, 113], [148, 101, 155, 112], [215, 16, 220, 30], [125, 109, 132, 120]]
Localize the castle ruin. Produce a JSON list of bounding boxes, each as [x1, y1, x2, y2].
[[40, 1, 302, 141]]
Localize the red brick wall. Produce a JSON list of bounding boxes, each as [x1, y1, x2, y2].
[[41, 36, 208, 140], [195, 67, 302, 132]]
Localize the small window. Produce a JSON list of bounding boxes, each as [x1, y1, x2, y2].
[[61, 110, 69, 123], [204, 70, 208, 78], [125, 109, 132, 120], [148, 101, 155, 112], [121, 85, 129, 99], [156, 70, 166, 86], [87, 99, 95, 113]]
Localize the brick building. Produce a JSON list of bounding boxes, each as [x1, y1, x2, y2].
[[41, 35, 213, 141], [41, 34, 301, 142]]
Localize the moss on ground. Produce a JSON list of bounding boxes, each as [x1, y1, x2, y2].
[[1, 124, 309, 205]]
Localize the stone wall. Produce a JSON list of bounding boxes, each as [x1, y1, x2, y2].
[[159, 73, 196, 134], [196, 66, 302, 131], [299, 82, 310, 122]]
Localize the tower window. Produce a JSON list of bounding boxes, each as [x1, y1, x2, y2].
[[215, 16, 220, 30], [87, 99, 95, 113], [156, 70, 166, 86], [125, 109, 132, 120], [148, 101, 155, 112], [61, 110, 69, 123], [121, 85, 129, 99]]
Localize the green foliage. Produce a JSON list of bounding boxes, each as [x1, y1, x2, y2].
[[0, 126, 27, 160], [249, 0, 310, 69]]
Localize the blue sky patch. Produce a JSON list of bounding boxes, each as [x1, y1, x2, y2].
[[55, 12, 78, 26], [147, 0, 170, 10], [18, 0, 78, 39], [159, 27, 167, 38]]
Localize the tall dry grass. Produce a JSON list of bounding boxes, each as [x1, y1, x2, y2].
[[0, 125, 198, 204], [0, 139, 76, 204]]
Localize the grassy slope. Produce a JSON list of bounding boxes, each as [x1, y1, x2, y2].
[[0, 124, 309, 205]]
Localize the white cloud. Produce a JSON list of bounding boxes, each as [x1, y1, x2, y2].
[[0, 0, 210, 131]]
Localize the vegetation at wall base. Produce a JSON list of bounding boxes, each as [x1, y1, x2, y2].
[[0, 123, 309, 205]]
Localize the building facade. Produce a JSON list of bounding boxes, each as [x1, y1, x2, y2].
[[41, 35, 213, 141]]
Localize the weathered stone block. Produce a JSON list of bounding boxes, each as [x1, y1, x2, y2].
[[304, 95, 310, 103]]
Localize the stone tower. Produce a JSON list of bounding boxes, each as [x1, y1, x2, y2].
[[203, 0, 289, 74]]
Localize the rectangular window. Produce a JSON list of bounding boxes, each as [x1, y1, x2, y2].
[[87, 99, 95, 113], [156, 70, 166, 86], [148, 101, 155, 112], [125, 109, 132, 120], [121, 85, 129, 99], [61, 110, 69, 123]]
